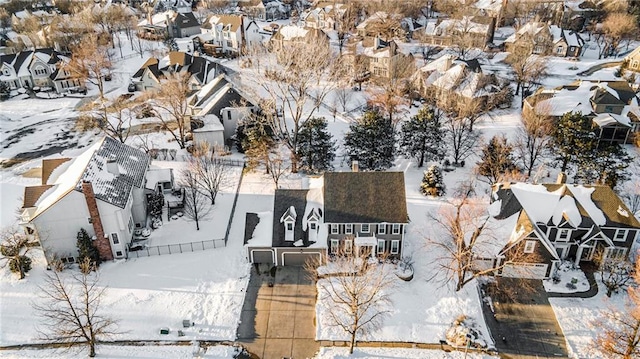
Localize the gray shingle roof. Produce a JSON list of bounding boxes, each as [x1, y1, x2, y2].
[[323, 172, 408, 224], [74, 137, 150, 209], [272, 189, 310, 247]]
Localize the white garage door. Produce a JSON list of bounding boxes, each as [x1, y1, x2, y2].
[[501, 263, 548, 279]]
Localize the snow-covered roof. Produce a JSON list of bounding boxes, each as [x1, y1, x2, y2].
[[427, 16, 489, 36], [417, 56, 495, 99], [192, 115, 224, 132], [356, 11, 389, 30], [28, 137, 151, 221], [593, 113, 632, 127], [145, 167, 173, 190], [245, 211, 273, 246], [138, 11, 174, 28], [276, 25, 310, 41]]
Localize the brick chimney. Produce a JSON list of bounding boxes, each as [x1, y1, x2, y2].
[[81, 181, 113, 261], [352, 160, 359, 172]]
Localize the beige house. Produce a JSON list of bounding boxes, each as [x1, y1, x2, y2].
[[301, 2, 347, 31], [421, 16, 495, 48], [359, 37, 413, 79], [505, 22, 583, 57], [625, 46, 640, 72]]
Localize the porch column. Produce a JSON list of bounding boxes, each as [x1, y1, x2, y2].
[[575, 246, 582, 267]]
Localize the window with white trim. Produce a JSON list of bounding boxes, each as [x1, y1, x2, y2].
[[330, 224, 338, 234], [377, 239, 385, 254], [115, 251, 123, 257], [392, 224, 400, 235], [556, 229, 570, 242], [614, 229, 628, 242], [286, 222, 293, 231], [608, 247, 627, 260], [310, 222, 317, 230], [345, 224, 353, 234], [361, 224, 370, 233], [330, 239, 339, 254], [344, 239, 352, 254], [390, 240, 399, 254], [524, 240, 536, 253], [111, 233, 119, 245], [378, 224, 386, 235]]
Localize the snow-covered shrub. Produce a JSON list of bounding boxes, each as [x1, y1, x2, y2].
[[445, 315, 486, 348]]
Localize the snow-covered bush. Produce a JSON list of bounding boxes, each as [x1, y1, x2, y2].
[[445, 315, 486, 348], [420, 165, 446, 197]]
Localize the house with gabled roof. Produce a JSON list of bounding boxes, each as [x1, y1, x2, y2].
[[0, 48, 82, 93], [269, 25, 330, 50], [19, 137, 151, 264], [244, 170, 409, 266], [487, 180, 640, 279], [131, 51, 218, 91], [505, 22, 584, 57], [356, 37, 413, 80], [199, 14, 261, 56], [523, 80, 640, 144], [625, 45, 640, 73], [301, 2, 347, 31], [137, 10, 201, 40], [422, 16, 495, 49]]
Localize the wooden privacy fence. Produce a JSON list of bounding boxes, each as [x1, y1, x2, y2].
[[128, 238, 225, 258]]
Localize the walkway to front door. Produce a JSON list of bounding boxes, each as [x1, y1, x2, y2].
[[237, 265, 319, 359]]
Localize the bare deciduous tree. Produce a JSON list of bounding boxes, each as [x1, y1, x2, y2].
[[334, 86, 354, 113], [600, 12, 638, 58], [180, 170, 213, 231], [367, 54, 415, 127], [426, 185, 540, 291], [266, 146, 288, 188], [0, 226, 33, 280], [594, 258, 640, 358], [444, 116, 480, 166], [245, 37, 344, 172], [596, 251, 635, 297], [514, 106, 552, 178], [506, 49, 548, 96], [189, 142, 229, 204], [307, 252, 395, 354], [80, 95, 137, 143], [33, 258, 119, 357], [65, 34, 113, 99], [141, 72, 192, 149]]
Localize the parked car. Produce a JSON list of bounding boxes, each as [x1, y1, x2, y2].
[[69, 86, 87, 95]]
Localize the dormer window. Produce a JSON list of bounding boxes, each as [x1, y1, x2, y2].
[[280, 205, 297, 242], [557, 229, 570, 242]]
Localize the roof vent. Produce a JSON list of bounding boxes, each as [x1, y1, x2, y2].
[[106, 159, 120, 176]]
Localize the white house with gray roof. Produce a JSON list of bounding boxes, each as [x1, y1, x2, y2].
[[20, 137, 151, 263]]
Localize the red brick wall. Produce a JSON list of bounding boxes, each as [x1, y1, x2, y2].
[[81, 181, 114, 261]]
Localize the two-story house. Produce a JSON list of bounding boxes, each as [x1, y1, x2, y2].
[[422, 16, 495, 49], [505, 22, 584, 57], [0, 48, 82, 93], [348, 37, 414, 80], [131, 51, 218, 91], [199, 15, 261, 56], [625, 45, 640, 73], [269, 25, 330, 51], [487, 179, 640, 279], [413, 54, 503, 107], [20, 137, 151, 265], [301, 2, 347, 31], [137, 10, 201, 40], [244, 171, 409, 266], [523, 80, 640, 144], [239, 0, 290, 21]]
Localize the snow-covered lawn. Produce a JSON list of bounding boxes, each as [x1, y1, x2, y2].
[[315, 347, 497, 359], [1, 344, 238, 358], [549, 282, 630, 359]]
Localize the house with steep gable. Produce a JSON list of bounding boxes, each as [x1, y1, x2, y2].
[[523, 80, 640, 144], [131, 51, 218, 91], [199, 14, 261, 56], [0, 48, 82, 93], [505, 22, 583, 57], [137, 10, 201, 39], [487, 180, 640, 279], [20, 137, 151, 264], [625, 45, 640, 73], [269, 25, 330, 50], [301, 2, 347, 31], [245, 171, 408, 266]]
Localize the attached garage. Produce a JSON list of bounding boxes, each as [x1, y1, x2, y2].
[[251, 250, 274, 264], [501, 263, 549, 279], [280, 252, 321, 266]]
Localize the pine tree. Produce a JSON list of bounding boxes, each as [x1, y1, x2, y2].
[[476, 135, 517, 185], [421, 165, 446, 196], [76, 228, 101, 269], [399, 106, 446, 167], [550, 112, 599, 173], [296, 117, 336, 173], [344, 110, 395, 171], [575, 143, 631, 188]]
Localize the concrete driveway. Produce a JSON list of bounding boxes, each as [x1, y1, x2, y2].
[[483, 279, 568, 359], [237, 265, 319, 359]]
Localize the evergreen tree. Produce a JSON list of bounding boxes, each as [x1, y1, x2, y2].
[[550, 112, 599, 173], [149, 192, 164, 218], [76, 228, 101, 269], [421, 165, 446, 196], [344, 110, 395, 171], [399, 106, 446, 167], [476, 135, 517, 185], [575, 143, 632, 188], [296, 117, 336, 173]]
